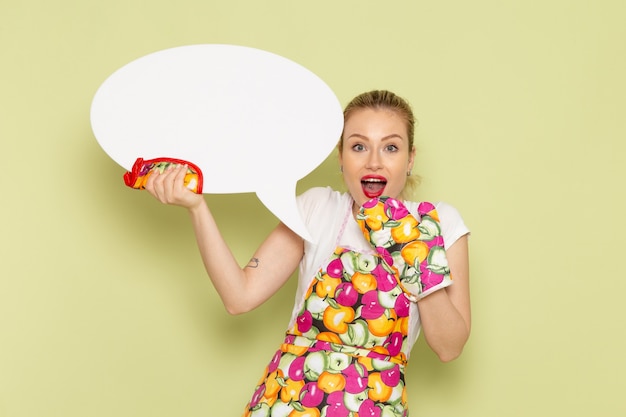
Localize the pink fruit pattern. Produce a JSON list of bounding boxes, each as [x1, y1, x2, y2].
[[243, 197, 450, 417]]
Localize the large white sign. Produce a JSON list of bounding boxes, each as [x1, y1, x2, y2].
[[91, 44, 343, 242]]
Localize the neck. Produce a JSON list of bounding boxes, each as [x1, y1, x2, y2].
[[351, 200, 361, 219]]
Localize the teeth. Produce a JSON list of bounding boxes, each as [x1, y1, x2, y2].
[[362, 178, 385, 183]]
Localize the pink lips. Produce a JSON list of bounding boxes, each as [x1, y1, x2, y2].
[[361, 175, 387, 198]]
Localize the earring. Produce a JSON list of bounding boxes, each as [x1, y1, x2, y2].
[[407, 171, 411, 176], [340, 166, 343, 172]]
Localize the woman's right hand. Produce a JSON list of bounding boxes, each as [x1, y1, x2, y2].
[[144, 164, 205, 210]]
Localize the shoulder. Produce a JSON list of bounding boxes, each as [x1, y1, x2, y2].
[[297, 187, 350, 213], [434, 201, 465, 227], [297, 187, 352, 242]]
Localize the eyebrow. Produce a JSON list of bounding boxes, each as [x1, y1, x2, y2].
[[346, 133, 406, 141]]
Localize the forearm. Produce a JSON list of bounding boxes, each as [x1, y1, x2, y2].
[[187, 201, 251, 313], [417, 289, 471, 362], [187, 200, 304, 315]]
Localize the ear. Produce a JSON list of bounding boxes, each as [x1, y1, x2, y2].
[[408, 147, 416, 171]]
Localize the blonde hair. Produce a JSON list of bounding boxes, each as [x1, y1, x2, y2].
[[339, 90, 421, 199]]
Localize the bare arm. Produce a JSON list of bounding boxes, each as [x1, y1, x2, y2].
[[417, 234, 471, 362], [146, 165, 304, 314]]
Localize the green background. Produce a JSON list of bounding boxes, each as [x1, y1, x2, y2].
[[1, 1, 625, 416]]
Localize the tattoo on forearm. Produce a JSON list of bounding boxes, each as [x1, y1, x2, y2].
[[246, 257, 259, 268]]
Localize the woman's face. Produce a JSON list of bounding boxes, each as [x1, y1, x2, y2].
[[339, 107, 415, 208]]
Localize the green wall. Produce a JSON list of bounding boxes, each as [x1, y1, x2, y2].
[[1, 1, 625, 416]]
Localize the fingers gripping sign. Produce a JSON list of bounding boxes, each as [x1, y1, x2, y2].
[[90, 44, 343, 242]]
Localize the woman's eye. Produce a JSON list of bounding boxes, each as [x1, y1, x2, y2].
[[352, 144, 365, 152], [386, 144, 399, 152]]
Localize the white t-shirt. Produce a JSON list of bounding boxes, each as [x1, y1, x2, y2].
[[287, 186, 470, 357]]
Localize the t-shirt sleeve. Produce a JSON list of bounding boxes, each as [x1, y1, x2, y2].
[[297, 187, 330, 217], [435, 201, 470, 249], [296, 187, 338, 244]]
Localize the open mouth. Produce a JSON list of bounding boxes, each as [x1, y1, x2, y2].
[[361, 176, 387, 198]]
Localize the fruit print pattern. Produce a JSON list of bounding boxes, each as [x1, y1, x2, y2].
[[243, 197, 450, 417], [356, 197, 452, 300]]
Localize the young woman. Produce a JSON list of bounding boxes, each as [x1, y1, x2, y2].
[[146, 90, 470, 417]]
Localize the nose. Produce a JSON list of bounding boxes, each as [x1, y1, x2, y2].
[[365, 149, 382, 170]]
